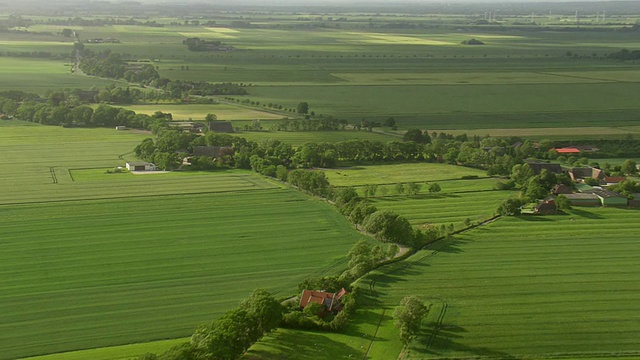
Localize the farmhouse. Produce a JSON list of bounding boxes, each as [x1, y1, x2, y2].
[[552, 184, 573, 195], [564, 193, 601, 207], [208, 121, 235, 133], [534, 198, 557, 215], [605, 177, 626, 185], [299, 288, 348, 313], [125, 162, 157, 171], [524, 160, 563, 175], [568, 167, 606, 183]]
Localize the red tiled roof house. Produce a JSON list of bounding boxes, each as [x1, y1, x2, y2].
[[299, 288, 348, 313]]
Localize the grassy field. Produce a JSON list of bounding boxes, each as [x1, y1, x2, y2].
[[120, 103, 286, 121], [357, 207, 640, 359], [0, 123, 373, 359], [0, 188, 367, 360], [22, 338, 188, 360], [324, 163, 489, 187], [250, 207, 640, 359], [0, 57, 117, 93]]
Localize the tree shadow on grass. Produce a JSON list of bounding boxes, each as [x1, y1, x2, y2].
[[568, 208, 604, 220], [424, 237, 469, 254], [518, 215, 554, 222], [245, 330, 364, 360], [412, 323, 517, 359]]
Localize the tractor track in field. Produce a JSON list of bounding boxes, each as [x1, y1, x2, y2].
[[363, 309, 387, 360]]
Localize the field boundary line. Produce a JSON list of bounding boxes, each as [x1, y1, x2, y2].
[[363, 309, 387, 360], [0, 187, 284, 207]]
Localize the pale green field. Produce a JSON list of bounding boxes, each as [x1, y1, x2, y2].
[[324, 163, 489, 187], [121, 104, 285, 121]]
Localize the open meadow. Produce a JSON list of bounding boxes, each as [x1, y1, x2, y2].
[[0, 122, 369, 359], [250, 207, 640, 359]]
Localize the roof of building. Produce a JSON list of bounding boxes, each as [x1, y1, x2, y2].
[[588, 189, 626, 199], [552, 184, 573, 194], [524, 160, 563, 175], [556, 148, 581, 153], [126, 161, 154, 166], [569, 167, 605, 180], [565, 193, 600, 200], [605, 177, 626, 184], [299, 288, 348, 311], [208, 121, 234, 133]]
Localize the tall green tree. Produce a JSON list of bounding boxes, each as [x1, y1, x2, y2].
[[394, 296, 429, 347]]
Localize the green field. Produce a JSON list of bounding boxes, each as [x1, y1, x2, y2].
[[324, 163, 489, 187], [363, 207, 640, 359], [252, 207, 640, 359], [0, 189, 366, 359]]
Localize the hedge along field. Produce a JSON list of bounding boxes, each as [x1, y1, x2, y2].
[[355, 207, 640, 359], [0, 189, 367, 359]]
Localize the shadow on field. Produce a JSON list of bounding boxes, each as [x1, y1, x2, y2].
[[569, 208, 604, 219], [414, 323, 517, 359], [425, 237, 469, 254], [361, 262, 431, 306], [518, 216, 554, 222], [244, 330, 362, 360]]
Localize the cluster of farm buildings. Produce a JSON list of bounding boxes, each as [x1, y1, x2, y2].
[[527, 160, 640, 214]]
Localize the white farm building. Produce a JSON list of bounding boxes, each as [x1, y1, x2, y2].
[[125, 162, 157, 171]]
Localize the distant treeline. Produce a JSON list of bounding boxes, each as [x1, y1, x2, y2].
[[607, 48, 640, 61], [79, 49, 247, 98]]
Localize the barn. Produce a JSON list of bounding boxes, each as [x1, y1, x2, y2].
[[125, 162, 157, 171]]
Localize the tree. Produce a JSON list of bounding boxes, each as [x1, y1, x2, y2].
[[428, 183, 441, 193], [61, 28, 74, 37], [402, 129, 425, 143], [205, 113, 217, 122], [395, 182, 405, 195], [555, 194, 572, 211], [497, 198, 522, 216], [241, 289, 283, 335], [406, 182, 422, 195], [384, 117, 396, 127], [297, 102, 309, 115], [621, 159, 638, 175], [394, 296, 428, 347]]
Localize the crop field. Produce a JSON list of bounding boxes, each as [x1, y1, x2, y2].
[[0, 188, 366, 359], [232, 129, 400, 146], [0, 57, 117, 93], [120, 103, 285, 121], [22, 338, 188, 360], [354, 207, 640, 359], [324, 163, 489, 187], [252, 207, 640, 359]]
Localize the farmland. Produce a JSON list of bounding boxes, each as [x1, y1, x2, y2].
[[0, 188, 366, 359], [2, 2, 640, 359], [252, 207, 640, 359]]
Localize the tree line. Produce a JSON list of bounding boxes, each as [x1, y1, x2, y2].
[[78, 49, 247, 98]]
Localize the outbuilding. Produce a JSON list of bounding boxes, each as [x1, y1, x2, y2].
[[125, 162, 157, 171], [564, 193, 601, 207]]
